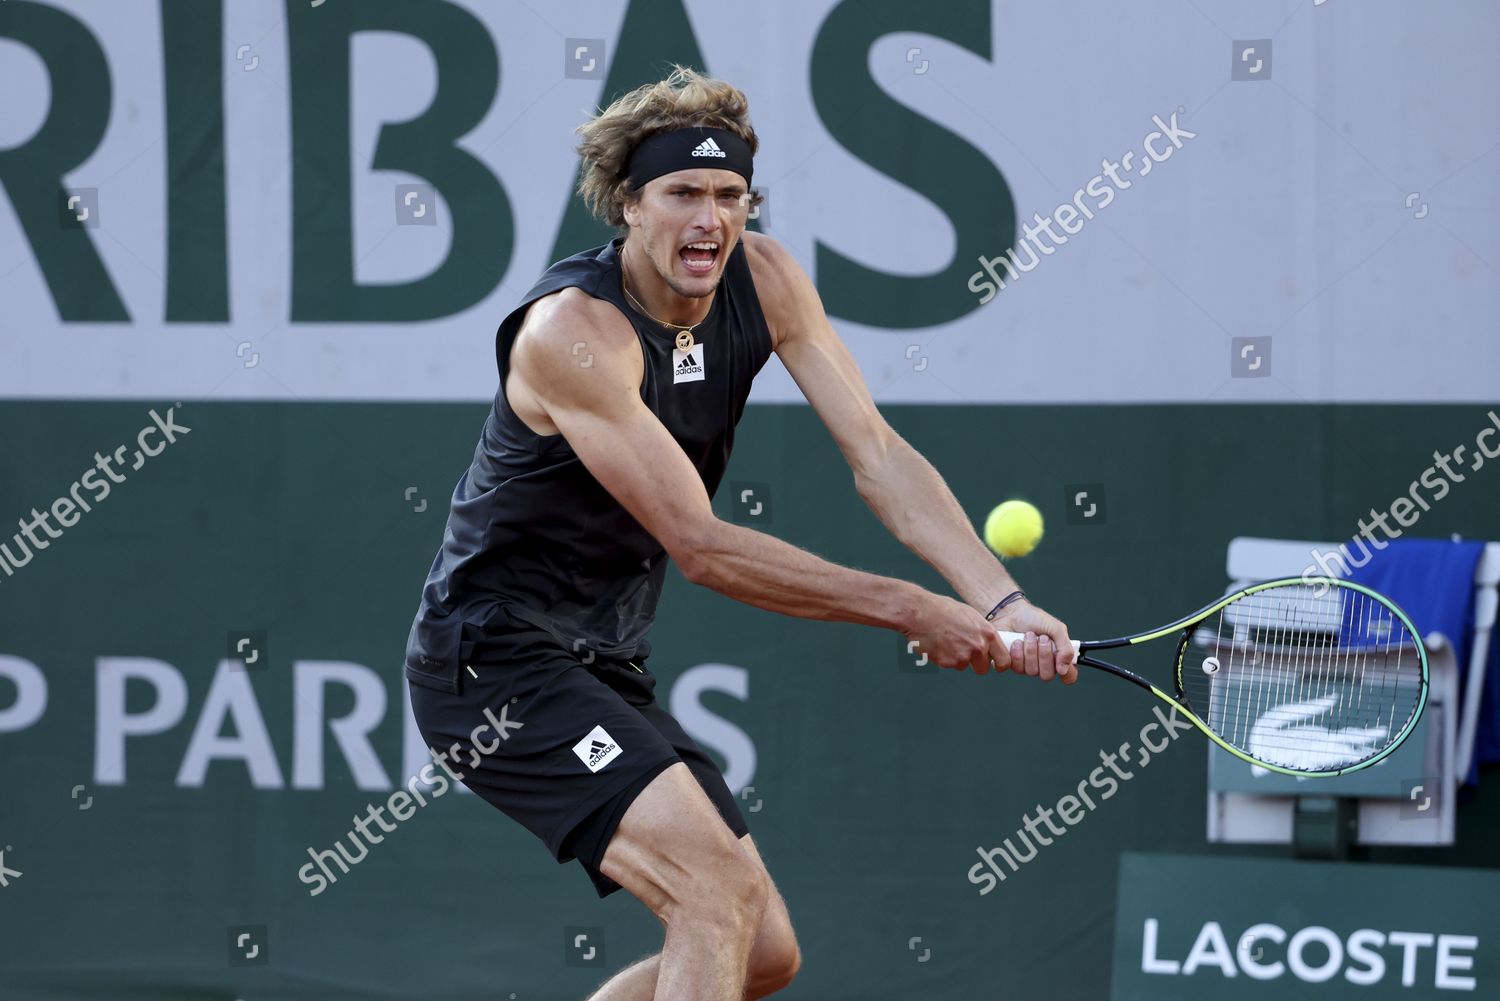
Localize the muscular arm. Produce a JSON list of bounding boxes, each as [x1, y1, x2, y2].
[[746, 233, 1017, 614], [518, 289, 930, 634], [745, 233, 1074, 679], [852, 435, 1020, 613]]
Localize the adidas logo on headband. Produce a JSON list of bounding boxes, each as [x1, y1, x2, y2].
[[626, 127, 752, 189]]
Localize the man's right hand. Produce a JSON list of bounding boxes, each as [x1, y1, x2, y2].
[[903, 592, 1072, 682]]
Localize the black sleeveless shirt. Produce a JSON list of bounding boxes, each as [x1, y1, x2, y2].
[[405, 237, 774, 687]]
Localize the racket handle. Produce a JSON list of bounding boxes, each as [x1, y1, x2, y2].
[[996, 630, 1082, 655]]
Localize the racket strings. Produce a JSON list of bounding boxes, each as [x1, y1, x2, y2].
[[1178, 584, 1424, 771]]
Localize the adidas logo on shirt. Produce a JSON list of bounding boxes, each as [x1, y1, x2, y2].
[[690, 137, 727, 158], [573, 725, 622, 773], [672, 345, 705, 384]]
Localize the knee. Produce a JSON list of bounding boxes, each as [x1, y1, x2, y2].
[[712, 856, 772, 932], [661, 843, 769, 937], [747, 929, 801, 998], [747, 892, 801, 997]]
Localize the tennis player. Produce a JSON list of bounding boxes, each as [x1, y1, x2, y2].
[[405, 66, 1077, 1000]]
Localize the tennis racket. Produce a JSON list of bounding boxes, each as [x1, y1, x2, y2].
[[998, 577, 1428, 777]]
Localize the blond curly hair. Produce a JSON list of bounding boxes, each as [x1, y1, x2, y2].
[[575, 65, 763, 227]]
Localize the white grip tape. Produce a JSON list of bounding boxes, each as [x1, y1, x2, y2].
[[996, 629, 1083, 655]]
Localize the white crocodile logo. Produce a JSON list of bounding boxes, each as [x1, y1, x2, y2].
[[1248, 695, 1388, 777]]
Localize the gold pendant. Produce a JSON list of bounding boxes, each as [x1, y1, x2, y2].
[[675, 329, 695, 352]]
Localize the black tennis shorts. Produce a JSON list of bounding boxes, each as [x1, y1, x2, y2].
[[406, 605, 749, 897]]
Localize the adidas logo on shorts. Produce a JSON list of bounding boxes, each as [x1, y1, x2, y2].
[[690, 137, 727, 158], [573, 725, 622, 772]]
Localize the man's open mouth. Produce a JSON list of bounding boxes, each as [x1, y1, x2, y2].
[[679, 240, 720, 274]]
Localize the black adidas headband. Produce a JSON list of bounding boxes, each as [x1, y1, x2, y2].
[[625, 127, 754, 191]]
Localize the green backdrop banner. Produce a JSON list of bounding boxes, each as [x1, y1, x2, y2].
[[1, 401, 1498, 999]]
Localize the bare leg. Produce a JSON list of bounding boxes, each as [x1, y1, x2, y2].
[[581, 769, 799, 1000], [584, 954, 656, 1001], [585, 838, 799, 999]]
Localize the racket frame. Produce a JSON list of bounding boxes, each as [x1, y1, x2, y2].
[[1063, 576, 1430, 778]]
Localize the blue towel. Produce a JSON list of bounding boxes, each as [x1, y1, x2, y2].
[[1475, 603, 1500, 782], [1346, 537, 1496, 786]]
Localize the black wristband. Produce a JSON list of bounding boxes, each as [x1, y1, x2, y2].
[[985, 590, 1027, 622]]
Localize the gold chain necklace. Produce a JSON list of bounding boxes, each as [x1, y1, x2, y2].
[[621, 258, 704, 352]]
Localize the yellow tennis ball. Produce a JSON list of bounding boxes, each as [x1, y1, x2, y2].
[[984, 500, 1044, 558]]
